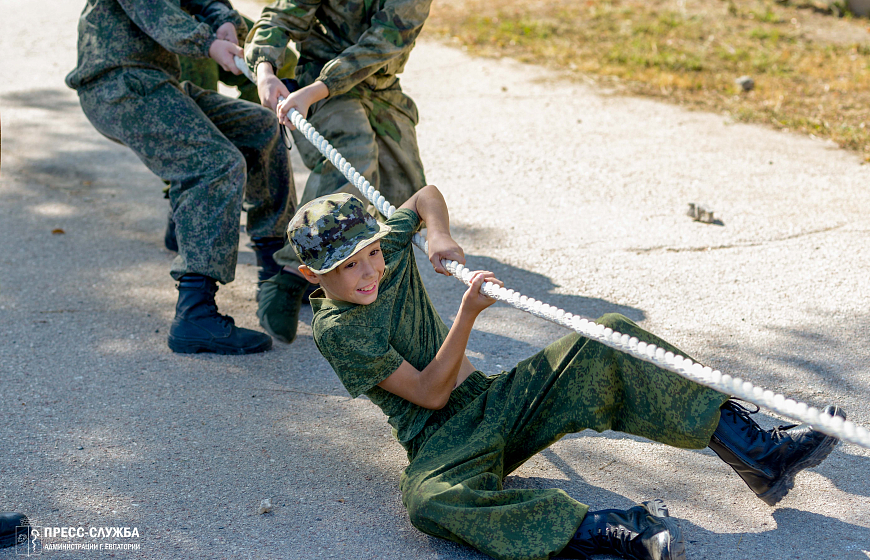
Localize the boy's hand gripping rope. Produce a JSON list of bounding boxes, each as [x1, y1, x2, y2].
[[234, 57, 870, 449]]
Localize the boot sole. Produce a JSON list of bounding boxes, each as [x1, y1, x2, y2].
[[639, 500, 686, 560], [168, 336, 272, 355], [757, 423, 841, 507], [640, 499, 671, 518]]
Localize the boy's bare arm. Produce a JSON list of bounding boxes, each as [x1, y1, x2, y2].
[[275, 81, 331, 126], [377, 271, 502, 409], [400, 185, 466, 275]]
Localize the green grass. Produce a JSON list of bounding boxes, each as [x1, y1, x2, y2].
[[428, 0, 870, 160]]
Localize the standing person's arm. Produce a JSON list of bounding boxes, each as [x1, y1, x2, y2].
[[246, 0, 322, 111], [314, 0, 432, 97], [115, 0, 244, 74], [183, 0, 247, 43], [274, 0, 433, 124], [256, 0, 433, 122]]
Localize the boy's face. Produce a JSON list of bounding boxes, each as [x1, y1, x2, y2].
[[303, 241, 385, 305]]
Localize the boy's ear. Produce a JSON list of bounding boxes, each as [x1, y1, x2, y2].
[[298, 265, 320, 284]]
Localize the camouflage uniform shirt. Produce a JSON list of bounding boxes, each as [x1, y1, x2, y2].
[[66, 0, 246, 89], [310, 209, 489, 448], [245, 0, 432, 96]]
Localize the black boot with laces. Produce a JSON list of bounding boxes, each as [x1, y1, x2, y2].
[[560, 500, 685, 560], [168, 274, 272, 355], [709, 399, 845, 506]]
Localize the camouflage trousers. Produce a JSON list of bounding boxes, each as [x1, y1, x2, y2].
[[273, 76, 426, 268], [77, 69, 295, 283], [401, 314, 729, 560]]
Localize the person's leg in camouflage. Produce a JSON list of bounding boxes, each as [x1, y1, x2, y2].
[[400, 314, 728, 560], [402, 313, 842, 559], [260, 79, 426, 343], [77, 70, 292, 354], [165, 24, 298, 250], [182, 80, 297, 288]]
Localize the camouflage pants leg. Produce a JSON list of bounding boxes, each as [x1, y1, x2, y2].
[[77, 70, 294, 283], [400, 313, 729, 560], [181, 81, 295, 241], [273, 80, 425, 268]]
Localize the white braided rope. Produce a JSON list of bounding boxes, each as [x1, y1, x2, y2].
[[233, 57, 869, 449]]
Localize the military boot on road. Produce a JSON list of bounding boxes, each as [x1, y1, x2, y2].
[[168, 274, 272, 355], [709, 399, 844, 506], [561, 499, 685, 560]]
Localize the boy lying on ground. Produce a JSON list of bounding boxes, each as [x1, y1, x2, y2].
[[288, 187, 844, 560]]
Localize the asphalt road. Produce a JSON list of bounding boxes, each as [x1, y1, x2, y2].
[[1, 0, 868, 558]]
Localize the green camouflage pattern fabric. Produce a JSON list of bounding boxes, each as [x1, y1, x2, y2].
[[311, 208, 460, 445], [272, 76, 426, 269], [402, 314, 729, 560], [244, 0, 433, 97], [288, 194, 391, 274], [68, 1, 296, 284], [312, 211, 729, 559], [244, 0, 429, 270], [178, 14, 298, 104], [66, 0, 246, 89]]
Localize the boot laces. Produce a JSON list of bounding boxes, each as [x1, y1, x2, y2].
[[596, 524, 637, 556], [197, 293, 235, 328], [725, 400, 796, 444], [207, 302, 235, 328]]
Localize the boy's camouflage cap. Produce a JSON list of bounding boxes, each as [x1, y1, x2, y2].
[[287, 193, 391, 274]]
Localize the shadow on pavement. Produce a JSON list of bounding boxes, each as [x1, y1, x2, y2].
[[455, 253, 646, 324], [500, 442, 870, 560], [2, 88, 81, 112]]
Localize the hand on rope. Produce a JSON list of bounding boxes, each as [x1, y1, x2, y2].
[[210, 38, 243, 75], [276, 81, 329, 128], [254, 62, 290, 112], [427, 230, 464, 276], [461, 271, 502, 315], [215, 22, 239, 45], [230, 55, 870, 450]]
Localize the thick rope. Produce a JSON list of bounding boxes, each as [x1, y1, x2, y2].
[[234, 57, 870, 449]]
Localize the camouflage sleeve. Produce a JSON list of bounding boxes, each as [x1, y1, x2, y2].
[[379, 208, 421, 258], [319, 0, 432, 96], [316, 325, 405, 398], [116, 0, 217, 59], [183, 0, 247, 41], [244, 0, 319, 74]]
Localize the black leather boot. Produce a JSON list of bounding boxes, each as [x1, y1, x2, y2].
[[250, 236, 285, 289], [709, 399, 844, 506], [0, 512, 30, 549], [560, 500, 685, 560], [168, 274, 272, 355]]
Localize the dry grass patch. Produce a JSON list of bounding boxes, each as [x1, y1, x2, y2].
[[426, 0, 870, 160]]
